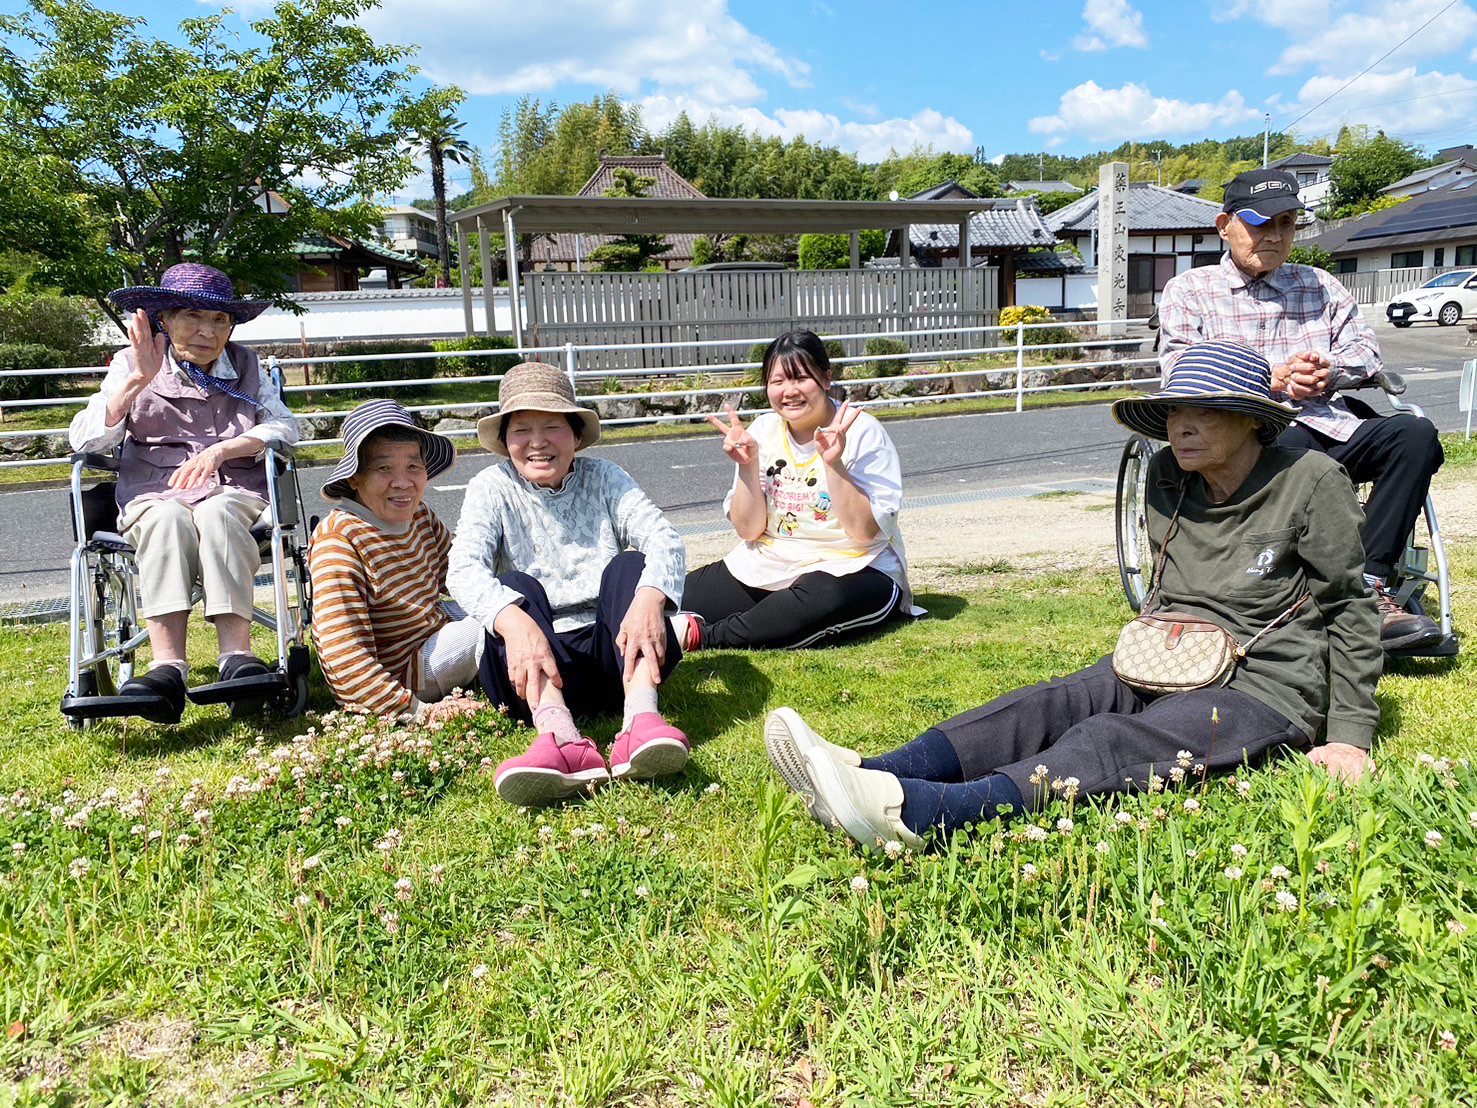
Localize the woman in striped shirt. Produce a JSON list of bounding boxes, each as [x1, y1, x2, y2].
[[308, 400, 481, 723]]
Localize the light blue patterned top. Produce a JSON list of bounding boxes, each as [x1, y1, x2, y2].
[[448, 457, 687, 634]]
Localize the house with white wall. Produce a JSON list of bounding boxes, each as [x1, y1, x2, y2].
[[1269, 152, 1333, 210], [379, 205, 440, 260]]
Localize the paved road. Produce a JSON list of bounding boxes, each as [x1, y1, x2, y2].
[[3, 319, 1470, 606]]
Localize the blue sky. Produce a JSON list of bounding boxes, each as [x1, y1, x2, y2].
[[12, 0, 1477, 201]]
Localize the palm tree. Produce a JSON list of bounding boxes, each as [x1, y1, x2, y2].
[[407, 104, 474, 285]]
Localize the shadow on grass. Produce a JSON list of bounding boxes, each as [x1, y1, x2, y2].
[[912, 592, 968, 621]]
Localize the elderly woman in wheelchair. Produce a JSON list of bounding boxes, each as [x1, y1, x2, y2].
[[764, 341, 1382, 851], [64, 263, 303, 726]]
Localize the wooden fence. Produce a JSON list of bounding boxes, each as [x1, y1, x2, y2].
[[521, 267, 1000, 370]]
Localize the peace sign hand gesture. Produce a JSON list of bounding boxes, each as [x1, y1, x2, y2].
[[705, 405, 758, 467], [814, 400, 862, 468]]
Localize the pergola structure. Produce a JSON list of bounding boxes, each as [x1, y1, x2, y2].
[[448, 195, 1006, 343]]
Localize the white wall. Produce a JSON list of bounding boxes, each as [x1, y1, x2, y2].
[[1017, 273, 1099, 311], [227, 288, 517, 344]]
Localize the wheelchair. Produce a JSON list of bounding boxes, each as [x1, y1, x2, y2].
[[59, 440, 313, 727], [1115, 369, 1458, 659]]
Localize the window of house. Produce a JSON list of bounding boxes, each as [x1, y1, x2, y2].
[[1191, 252, 1221, 268], [1333, 258, 1357, 274], [1297, 172, 1316, 187], [1434, 248, 1445, 267], [1457, 245, 1477, 266], [1127, 256, 1155, 295], [1390, 250, 1424, 268]]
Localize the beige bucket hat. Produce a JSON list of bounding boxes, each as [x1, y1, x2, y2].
[[477, 361, 602, 455]]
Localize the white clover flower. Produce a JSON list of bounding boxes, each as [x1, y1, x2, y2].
[[1236, 779, 1252, 798], [1425, 830, 1444, 851], [1114, 811, 1134, 826], [850, 875, 869, 894], [394, 877, 414, 902], [293, 893, 311, 911], [335, 816, 352, 830], [429, 864, 444, 885], [176, 833, 195, 849], [1182, 798, 1200, 813], [1224, 866, 1244, 881], [1148, 773, 1165, 794], [1169, 766, 1187, 785], [382, 911, 400, 935], [130, 824, 145, 836], [581, 889, 592, 899], [704, 782, 721, 796], [68, 857, 90, 879], [1231, 843, 1249, 860], [1025, 824, 1048, 843], [1184, 848, 1198, 859], [1020, 863, 1038, 883], [1176, 750, 1193, 768], [155, 766, 173, 781], [1270, 864, 1291, 880], [1439, 1030, 1458, 1051], [882, 839, 903, 859], [1056, 817, 1074, 834], [1275, 890, 1298, 912], [147, 829, 162, 843], [375, 828, 405, 853], [662, 831, 677, 846], [1448, 918, 1469, 936], [1417, 752, 1436, 768], [1095, 840, 1111, 856], [537, 826, 554, 843], [302, 854, 322, 872], [634, 884, 651, 899], [10, 842, 24, 858], [471, 963, 489, 980], [192, 808, 212, 827], [1028, 764, 1048, 785], [48, 805, 64, 822]]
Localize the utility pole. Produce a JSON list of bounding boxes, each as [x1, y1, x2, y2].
[[1263, 113, 1270, 168], [1039, 152, 1044, 181]]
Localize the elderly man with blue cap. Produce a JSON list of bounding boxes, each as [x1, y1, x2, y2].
[[761, 341, 1381, 852], [1157, 169, 1444, 653]]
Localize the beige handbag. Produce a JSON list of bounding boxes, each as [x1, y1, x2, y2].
[[1112, 488, 1309, 696]]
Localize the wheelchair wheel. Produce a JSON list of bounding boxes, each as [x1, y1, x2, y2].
[[1115, 435, 1158, 612], [67, 561, 141, 730]]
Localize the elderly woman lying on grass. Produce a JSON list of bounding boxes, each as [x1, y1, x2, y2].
[[308, 400, 481, 725], [765, 340, 1382, 850]]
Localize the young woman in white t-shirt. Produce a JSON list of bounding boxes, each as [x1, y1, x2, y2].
[[678, 330, 915, 650]]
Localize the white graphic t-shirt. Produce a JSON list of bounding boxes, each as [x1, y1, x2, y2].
[[722, 410, 905, 591]]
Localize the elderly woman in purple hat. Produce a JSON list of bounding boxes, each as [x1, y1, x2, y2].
[[448, 361, 690, 806], [765, 341, 1382, 852], [68, 263, 300, 723], [309, 399, 481, 724]]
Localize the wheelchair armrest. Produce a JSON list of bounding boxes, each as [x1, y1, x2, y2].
[[70, 451, 121, 472], [260, 439, 298, 461], [1336, 369, 1406, 396]]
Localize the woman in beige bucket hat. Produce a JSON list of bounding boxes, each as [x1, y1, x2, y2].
[[447, 361, 691, 805]]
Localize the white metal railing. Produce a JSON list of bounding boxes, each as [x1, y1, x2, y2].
[[0, 318, 1156, 468]]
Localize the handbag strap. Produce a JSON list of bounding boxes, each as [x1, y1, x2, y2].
[[1143, 480, 1313, 657]]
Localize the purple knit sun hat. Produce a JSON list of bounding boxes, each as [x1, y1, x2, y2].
[[108, 263, 271, 324]]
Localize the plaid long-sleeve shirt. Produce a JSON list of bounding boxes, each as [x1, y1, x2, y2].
[[1157, 253, 1382, 441]]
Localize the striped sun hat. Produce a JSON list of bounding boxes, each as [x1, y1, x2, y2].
[[1111, 340, 1300, 446], [321, 399, 457, 499]]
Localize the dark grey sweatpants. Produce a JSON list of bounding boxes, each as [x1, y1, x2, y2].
[[932, 656, 1309, 809]]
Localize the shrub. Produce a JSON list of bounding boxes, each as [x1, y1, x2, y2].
[[0, 286, 101, 361], [431, 335, 518, 386], [863, 337, 910, 378], [0, 342, 63, 401], [797, 230, 886, 270], [313, 339, 438, 399], [999, 305, 1078, 361], [744, 337, 847, 382]]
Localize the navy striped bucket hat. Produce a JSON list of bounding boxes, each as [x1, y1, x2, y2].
[[321, 399, 457, 499], [1111, 340, 1300, 446]]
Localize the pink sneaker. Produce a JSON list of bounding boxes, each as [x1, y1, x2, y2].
[[494, 732, 609, 806], [609, 713, 690, 780]]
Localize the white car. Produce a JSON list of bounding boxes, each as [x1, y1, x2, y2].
[[1386, 269, 1477, 327]]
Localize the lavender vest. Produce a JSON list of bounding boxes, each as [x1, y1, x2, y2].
[[116, 342, 270, 511]]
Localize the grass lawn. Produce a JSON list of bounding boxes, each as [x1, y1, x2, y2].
[[3, 542, 1476, 1104]]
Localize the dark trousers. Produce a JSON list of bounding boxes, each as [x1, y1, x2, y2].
[[923, 657, 1307, 809], [1278, 412, 1443, 580], [682, 561, 900, 649], [478, 552, 681, 724]]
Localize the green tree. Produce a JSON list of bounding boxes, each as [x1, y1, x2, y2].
[[1330, 133, 1425, 212], [1287, 244, 1334, 271], [797, 230, 885, 269], [396, 87, 475, 286], [0, 0, 430, 321], [587, 168, 671, 271], [873, 148, 1003, 198]]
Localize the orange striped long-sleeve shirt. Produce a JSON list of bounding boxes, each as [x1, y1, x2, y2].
[[308, 502, 453, 717]]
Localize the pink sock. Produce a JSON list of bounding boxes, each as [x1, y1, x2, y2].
[[532, 703, 582, 747]]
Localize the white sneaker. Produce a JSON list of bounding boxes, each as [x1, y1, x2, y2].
[[803, 746, 925, 851], [764, 707, 861, 830]]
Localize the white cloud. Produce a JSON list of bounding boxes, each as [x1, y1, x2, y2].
[[1287, 66, 1477, 136], [1269, 0, 1477, 75], [1029, 81, 1260, 143], [356, 0, 809, 100], [640, 95, 973, 161], [1040, 48, 1061, 62], [1073, 0, 1148, 52]]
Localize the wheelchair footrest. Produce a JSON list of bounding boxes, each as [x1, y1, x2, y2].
[[186, 672, 288, 706], [1386, 634, 1460, 660], [61, 693, 167, 721]]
